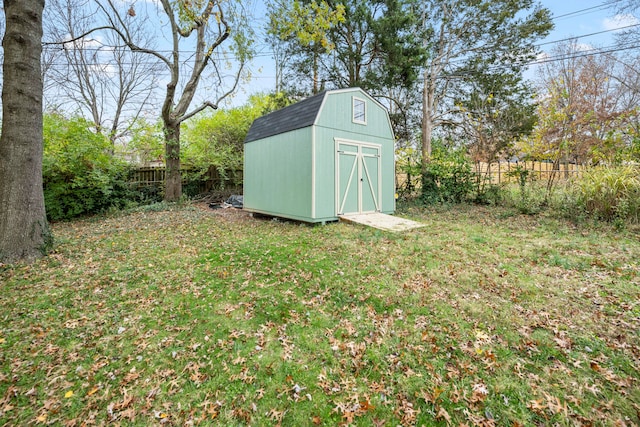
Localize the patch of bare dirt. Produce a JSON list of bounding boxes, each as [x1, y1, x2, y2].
[[195, 202, 252, 223]]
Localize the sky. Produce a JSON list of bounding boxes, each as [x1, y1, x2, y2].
[[538, 0, 638, 51], [235, 0, 640, 104], [40, 0, 639, 111]]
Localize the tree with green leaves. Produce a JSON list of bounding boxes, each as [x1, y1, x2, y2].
[[98, 0, 253, 201], [322, 0, 378, 89], [418, 0, 553, 180], [323, 0, 426, 94], [267, 0, 425, 98], [181, 92, 295, 178], [126, 118, 165, 167], [456, 72, 537, 167], [365, 0, 426, 92], [43, 113, 133, 221], [0, 0, 51, 264], [267, 0, 345, 94], [267, 0, 426, 152]]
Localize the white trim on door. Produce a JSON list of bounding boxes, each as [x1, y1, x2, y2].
[[334, 138, 382, 215]]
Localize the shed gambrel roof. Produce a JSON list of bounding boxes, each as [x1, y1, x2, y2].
[[244, 91, 327, 143]]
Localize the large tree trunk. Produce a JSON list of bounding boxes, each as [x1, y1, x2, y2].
[[163, 121, 182, 202], [0, 0, 51, 264]]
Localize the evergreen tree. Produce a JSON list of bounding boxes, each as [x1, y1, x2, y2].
[[418, 0, 553, 180]]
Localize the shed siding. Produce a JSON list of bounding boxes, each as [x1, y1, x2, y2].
[[244, 128, 313, 220], [313, 126, 337, 220], [312, 91, 394, 217], [314, 126, 394, 215], [244, 88, 395, 223], [314, 92, 394, 140]]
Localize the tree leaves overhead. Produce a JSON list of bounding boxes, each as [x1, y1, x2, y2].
[[456, 72, 537, 164], [266, 0, 553, 176], [272, 1, 345, 52], [267, 0, 346, 94], [367, 0, 426, 91], [267, 0, 426, 95], [418, 0, 553, 178]]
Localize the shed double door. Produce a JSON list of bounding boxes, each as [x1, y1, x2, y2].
[[335, 140, 381, 215]]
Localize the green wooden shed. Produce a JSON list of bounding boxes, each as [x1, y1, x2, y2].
[[243, 87, 395, 223]]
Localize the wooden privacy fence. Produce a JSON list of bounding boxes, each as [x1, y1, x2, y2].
[[395, 161, 584, 195], [130, 166, 243, 194], [134, 162, 584, 195], [473, 161, 584, 184]]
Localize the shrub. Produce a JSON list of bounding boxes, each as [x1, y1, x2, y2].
[[421, 142, 476, 204], [570, 165, 640, 223], [500, 180, 548, 215], [43, 113, 135, 221], [473, 183, 503, 206], [501, 165, 542, 214]]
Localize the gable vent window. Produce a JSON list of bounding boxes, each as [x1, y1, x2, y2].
[[353, 97, 366, 124]]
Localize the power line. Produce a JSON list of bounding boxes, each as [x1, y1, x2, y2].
[[436, 40, 639, 80], [550, 0, 622, 21], [530, 41, 639, 66], [535, 23, 640, 48], [43, 25, 639, 69], [42, 0, 638, 61], [42, 38, 639, 78], [39, 1, 639, 81]]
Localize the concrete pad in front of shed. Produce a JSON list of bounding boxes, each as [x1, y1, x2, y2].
[[339, 213, 425, 232]]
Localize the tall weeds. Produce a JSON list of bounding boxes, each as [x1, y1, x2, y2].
[[571, 165, 640, 223]]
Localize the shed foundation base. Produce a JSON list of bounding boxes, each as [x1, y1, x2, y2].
[[339, 212, 424, 232]]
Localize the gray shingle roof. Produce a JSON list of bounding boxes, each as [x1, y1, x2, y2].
[[244, 91, 327, 143]]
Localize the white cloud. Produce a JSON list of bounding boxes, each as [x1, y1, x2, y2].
[[536, 51, 549, 61], [575, 42, 594, 52], [62, 35, 104, 50], [602, 14, 640, 32]]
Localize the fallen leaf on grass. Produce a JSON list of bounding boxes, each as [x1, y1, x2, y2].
[[554, 335, 572, 350], [528, 392, 568, 416], [544, 392, 568, 416], [120, 408, 136, 422], [475, 330, 491, 343], [154, 411, 169, 420], [528, 398, 545, 413], [584, 383, 599, 396], [436, 406, 451, 423], [359, 400, 375, 411], [64, 391, 74, 399], [267, 408, 286, 423], [121, 369, 140, 385]]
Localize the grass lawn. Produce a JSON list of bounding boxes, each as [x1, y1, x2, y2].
[[1, 203, 638, 426]]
